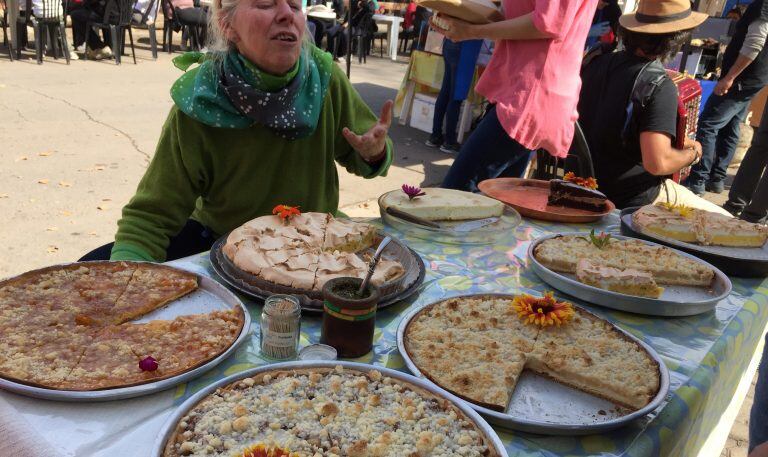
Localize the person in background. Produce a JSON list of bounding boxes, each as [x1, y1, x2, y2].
[[430, 0, 598, 192], [723, 101, 768, 224], [579, 0, 729, 215], [425, 38, 482, 154], [686, 0, 768, 195], [79, 0, 393, 262], [164, 0, 209, 49], [69, 0, 113, 59], [324, 0, 348, 59], [586, 0, 621, 50]]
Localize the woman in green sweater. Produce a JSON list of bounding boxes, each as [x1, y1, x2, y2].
[[81, 0, 394, 262]]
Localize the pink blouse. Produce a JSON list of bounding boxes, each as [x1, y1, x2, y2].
[[475, 0, 598, 158]]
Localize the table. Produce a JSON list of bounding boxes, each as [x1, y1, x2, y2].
[[2, 213, 767, 456], [372, 13, 402, 61], [307, 10, 337, 20]]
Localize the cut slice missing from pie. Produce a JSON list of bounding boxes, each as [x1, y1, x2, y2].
[[404, 295, 661, 413], [0, 262, 243, 391]]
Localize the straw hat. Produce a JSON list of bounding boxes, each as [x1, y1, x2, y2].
[[619, 0, 708, 34]]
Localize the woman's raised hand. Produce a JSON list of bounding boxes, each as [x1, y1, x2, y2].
[[343, 100, 393, 162]]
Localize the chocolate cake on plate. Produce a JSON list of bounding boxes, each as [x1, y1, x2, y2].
[[547, 177, 607, 212]]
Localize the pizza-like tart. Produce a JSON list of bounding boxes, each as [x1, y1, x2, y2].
[[404, 295, 660, 412], [0, 262, 245, 391], [163, 365, 500, 457]]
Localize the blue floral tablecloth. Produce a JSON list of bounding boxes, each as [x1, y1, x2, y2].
[[169, 213, 768, 457]]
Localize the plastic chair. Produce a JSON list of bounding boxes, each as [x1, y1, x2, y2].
[[16, 0, 71, 64], [84, 0, 136, 64], [161, 0, 202, 53], [532, 122, 595, 180], [132, 0, 158, 58]]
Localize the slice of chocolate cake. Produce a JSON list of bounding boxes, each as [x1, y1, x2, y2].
[[548, 179, 608, 212]]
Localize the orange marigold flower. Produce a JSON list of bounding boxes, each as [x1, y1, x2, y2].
[[512, 292, 575, 328], [240, 444, 298, 457], [563, 172, 599, 190], [272, 204, 301, 221]]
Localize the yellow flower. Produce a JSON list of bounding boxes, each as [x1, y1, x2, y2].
[[658, 202, 694, 218], [512, 292, 575, 327]]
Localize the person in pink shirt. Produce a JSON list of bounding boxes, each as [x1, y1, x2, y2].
[[430, 0, 598, 191]]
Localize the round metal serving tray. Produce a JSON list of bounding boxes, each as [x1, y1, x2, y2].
[[528, 232, 732, 317], [378, 191, 522, 245], [396, 294, 671, 435], [0, 264, 251, 402], [153, 361, 509, 457], [620, 206, 768, 278], [210, 233, 426, 313]]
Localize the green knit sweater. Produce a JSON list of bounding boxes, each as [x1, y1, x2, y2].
[[110, 64, 393, 262]]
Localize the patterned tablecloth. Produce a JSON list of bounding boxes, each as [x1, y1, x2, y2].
[[2, 213, 767, 456]]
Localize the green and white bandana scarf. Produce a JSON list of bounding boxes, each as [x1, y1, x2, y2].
[[170, 46, 333, 139]]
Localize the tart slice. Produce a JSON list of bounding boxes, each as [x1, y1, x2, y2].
[[632, 203, 697, 243], [576, 259, 664, 299]]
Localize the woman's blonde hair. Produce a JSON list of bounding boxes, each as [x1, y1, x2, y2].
[[206, 0, 314, 73]]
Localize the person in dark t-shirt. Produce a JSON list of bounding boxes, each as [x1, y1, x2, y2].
[[578, 0, 731, 215]]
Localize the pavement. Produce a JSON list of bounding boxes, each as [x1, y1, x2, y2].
[[0, 25, 760, 457]]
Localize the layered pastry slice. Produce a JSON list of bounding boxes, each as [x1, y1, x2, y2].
[[576, 259, 664, 299], [696, 211, 768, 247], [547, 178, 608, 212], [631, 203, 697, 243]]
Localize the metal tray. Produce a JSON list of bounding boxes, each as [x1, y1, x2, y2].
[[152, 361, 509, 457], [396, 294, 671, 435], [528, 232, 732, 317], [620, 206, 768, 278], [378, 191, 522, 245], [210, 233, 426, 313], [0, 265, 251, 402]]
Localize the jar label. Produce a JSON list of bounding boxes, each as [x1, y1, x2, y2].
[[262, 330, 297, 348], [323, 301, 377, 321]]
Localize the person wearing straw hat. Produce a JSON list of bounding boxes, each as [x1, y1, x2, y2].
[[577, 0, 730, 215], [686, 0, 768, 196]]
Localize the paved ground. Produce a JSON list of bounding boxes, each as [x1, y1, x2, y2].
[[0, 25, 760, 457]]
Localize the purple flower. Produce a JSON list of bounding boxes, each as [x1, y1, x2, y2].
[[139, 356, 159, 372], [401, 184, 426, 200]]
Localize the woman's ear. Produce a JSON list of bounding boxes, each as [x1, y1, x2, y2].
[[219, 13, 240, 43]]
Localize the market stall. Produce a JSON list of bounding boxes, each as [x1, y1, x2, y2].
[[1, 209, 766, 456]]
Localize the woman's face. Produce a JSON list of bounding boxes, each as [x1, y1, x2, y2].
[[226, 0, 305, 75]]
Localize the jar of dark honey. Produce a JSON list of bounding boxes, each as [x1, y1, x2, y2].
[[320, 277, 380, 358]]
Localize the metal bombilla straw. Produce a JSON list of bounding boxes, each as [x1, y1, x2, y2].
[[357, 236, 392, 297]]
